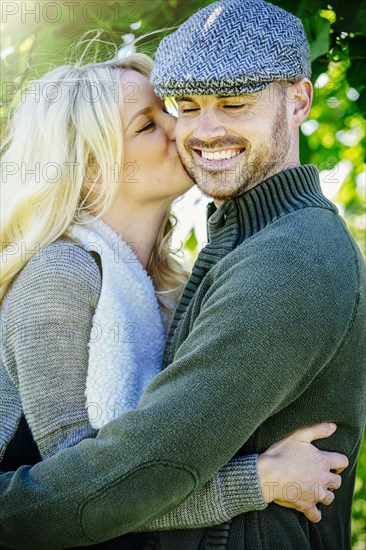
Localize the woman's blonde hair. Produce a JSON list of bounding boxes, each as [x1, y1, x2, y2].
[[0, 51, 188, 307]]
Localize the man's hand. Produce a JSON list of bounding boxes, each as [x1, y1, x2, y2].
[[257, 423, 348, 523]]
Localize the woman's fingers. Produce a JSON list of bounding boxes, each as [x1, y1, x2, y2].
[[321, 490, 335, 506], [303, 505, 322, 523], [290, 422, 337, 443], [287, 424, 348, 473], [258, 423, 350, 522], [326, 472, 342, 491], [273, 500, 322, 523], [327, 452, 349, 473]]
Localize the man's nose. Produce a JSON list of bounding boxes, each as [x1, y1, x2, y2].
[[194, 110, 226, 142]]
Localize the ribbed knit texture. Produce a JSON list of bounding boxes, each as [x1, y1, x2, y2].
[[0, 165, 365, 550], [141, 454, 264, 532], [0, 369, 23, 459]]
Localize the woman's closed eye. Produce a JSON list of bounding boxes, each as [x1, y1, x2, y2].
[[136, 121, 155, 134], [136, 107, 170, 133]]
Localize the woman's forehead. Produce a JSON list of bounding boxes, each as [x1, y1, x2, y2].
[[120, 69, 157, 105], [119, 69, 162, 121]]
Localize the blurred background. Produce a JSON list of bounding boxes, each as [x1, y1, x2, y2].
[[1, 1, 365, 546]]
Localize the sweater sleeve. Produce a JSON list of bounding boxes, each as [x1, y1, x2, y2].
[[2, 241, 100, 458], [0, 231, 352, 548], [139, 454, 266, 531]]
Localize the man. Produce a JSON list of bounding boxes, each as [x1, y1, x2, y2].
[[0, 1, 365, 549]]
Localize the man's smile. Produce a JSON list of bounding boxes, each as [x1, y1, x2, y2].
[[192, 148, 245, 164]]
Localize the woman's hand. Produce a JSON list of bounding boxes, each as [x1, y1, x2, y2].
[[257, 423, 348, 523]]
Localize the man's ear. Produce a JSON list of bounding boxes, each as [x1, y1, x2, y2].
[[288, 79, 313, 128]]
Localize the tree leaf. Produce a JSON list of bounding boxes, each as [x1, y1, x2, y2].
[[184, 229, 198, 252], [357, 2, 366, 34], [304, 15, 331, 61], [271, 0, 322, 19]]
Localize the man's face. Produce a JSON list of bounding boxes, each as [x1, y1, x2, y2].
[[175, 84, 292, 201]]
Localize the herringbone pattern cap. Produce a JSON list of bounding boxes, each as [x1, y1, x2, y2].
[[151, 0, 311, 97]]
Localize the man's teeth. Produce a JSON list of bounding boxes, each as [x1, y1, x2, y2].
[[201, 149, 242, 161]]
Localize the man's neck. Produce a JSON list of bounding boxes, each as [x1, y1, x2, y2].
[[213, 162, 301, 208]]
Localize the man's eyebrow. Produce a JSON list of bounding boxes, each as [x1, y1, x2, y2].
[[175, 94, 257, 102], [218, 94, 257, 100], [125, 106, 151, 129], [175, 96, 195, 102]]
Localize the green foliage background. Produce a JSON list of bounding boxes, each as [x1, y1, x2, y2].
[[1, 1, 365, 546]]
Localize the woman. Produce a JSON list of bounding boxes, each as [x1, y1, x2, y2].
[[0, 52, 344, 547]]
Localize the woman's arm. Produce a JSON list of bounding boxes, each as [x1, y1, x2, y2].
[[140, 422, 345, 530], [2, 241, 100, 459], [140, 454, 265, 530]]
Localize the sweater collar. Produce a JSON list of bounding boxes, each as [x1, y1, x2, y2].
[[163, 165, 338, 369], [206, 165, 337, 244]]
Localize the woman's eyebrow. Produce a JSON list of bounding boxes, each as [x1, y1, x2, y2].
[[125, 106, 151, 129]]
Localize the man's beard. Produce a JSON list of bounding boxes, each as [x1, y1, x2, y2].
[[180, 101, 291, 202]]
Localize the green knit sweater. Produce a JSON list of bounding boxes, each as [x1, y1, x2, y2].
[[0, 165, 365, 550]]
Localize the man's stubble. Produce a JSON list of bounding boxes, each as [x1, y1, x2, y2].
[[178, 100, 291, 202]]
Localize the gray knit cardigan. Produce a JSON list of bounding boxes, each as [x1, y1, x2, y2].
[[0, 238, 266, 533]]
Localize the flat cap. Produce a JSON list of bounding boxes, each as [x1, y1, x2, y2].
[[151, 0, 311, 97]]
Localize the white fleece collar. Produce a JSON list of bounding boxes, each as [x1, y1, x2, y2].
[[69, 217, 165, 429]]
